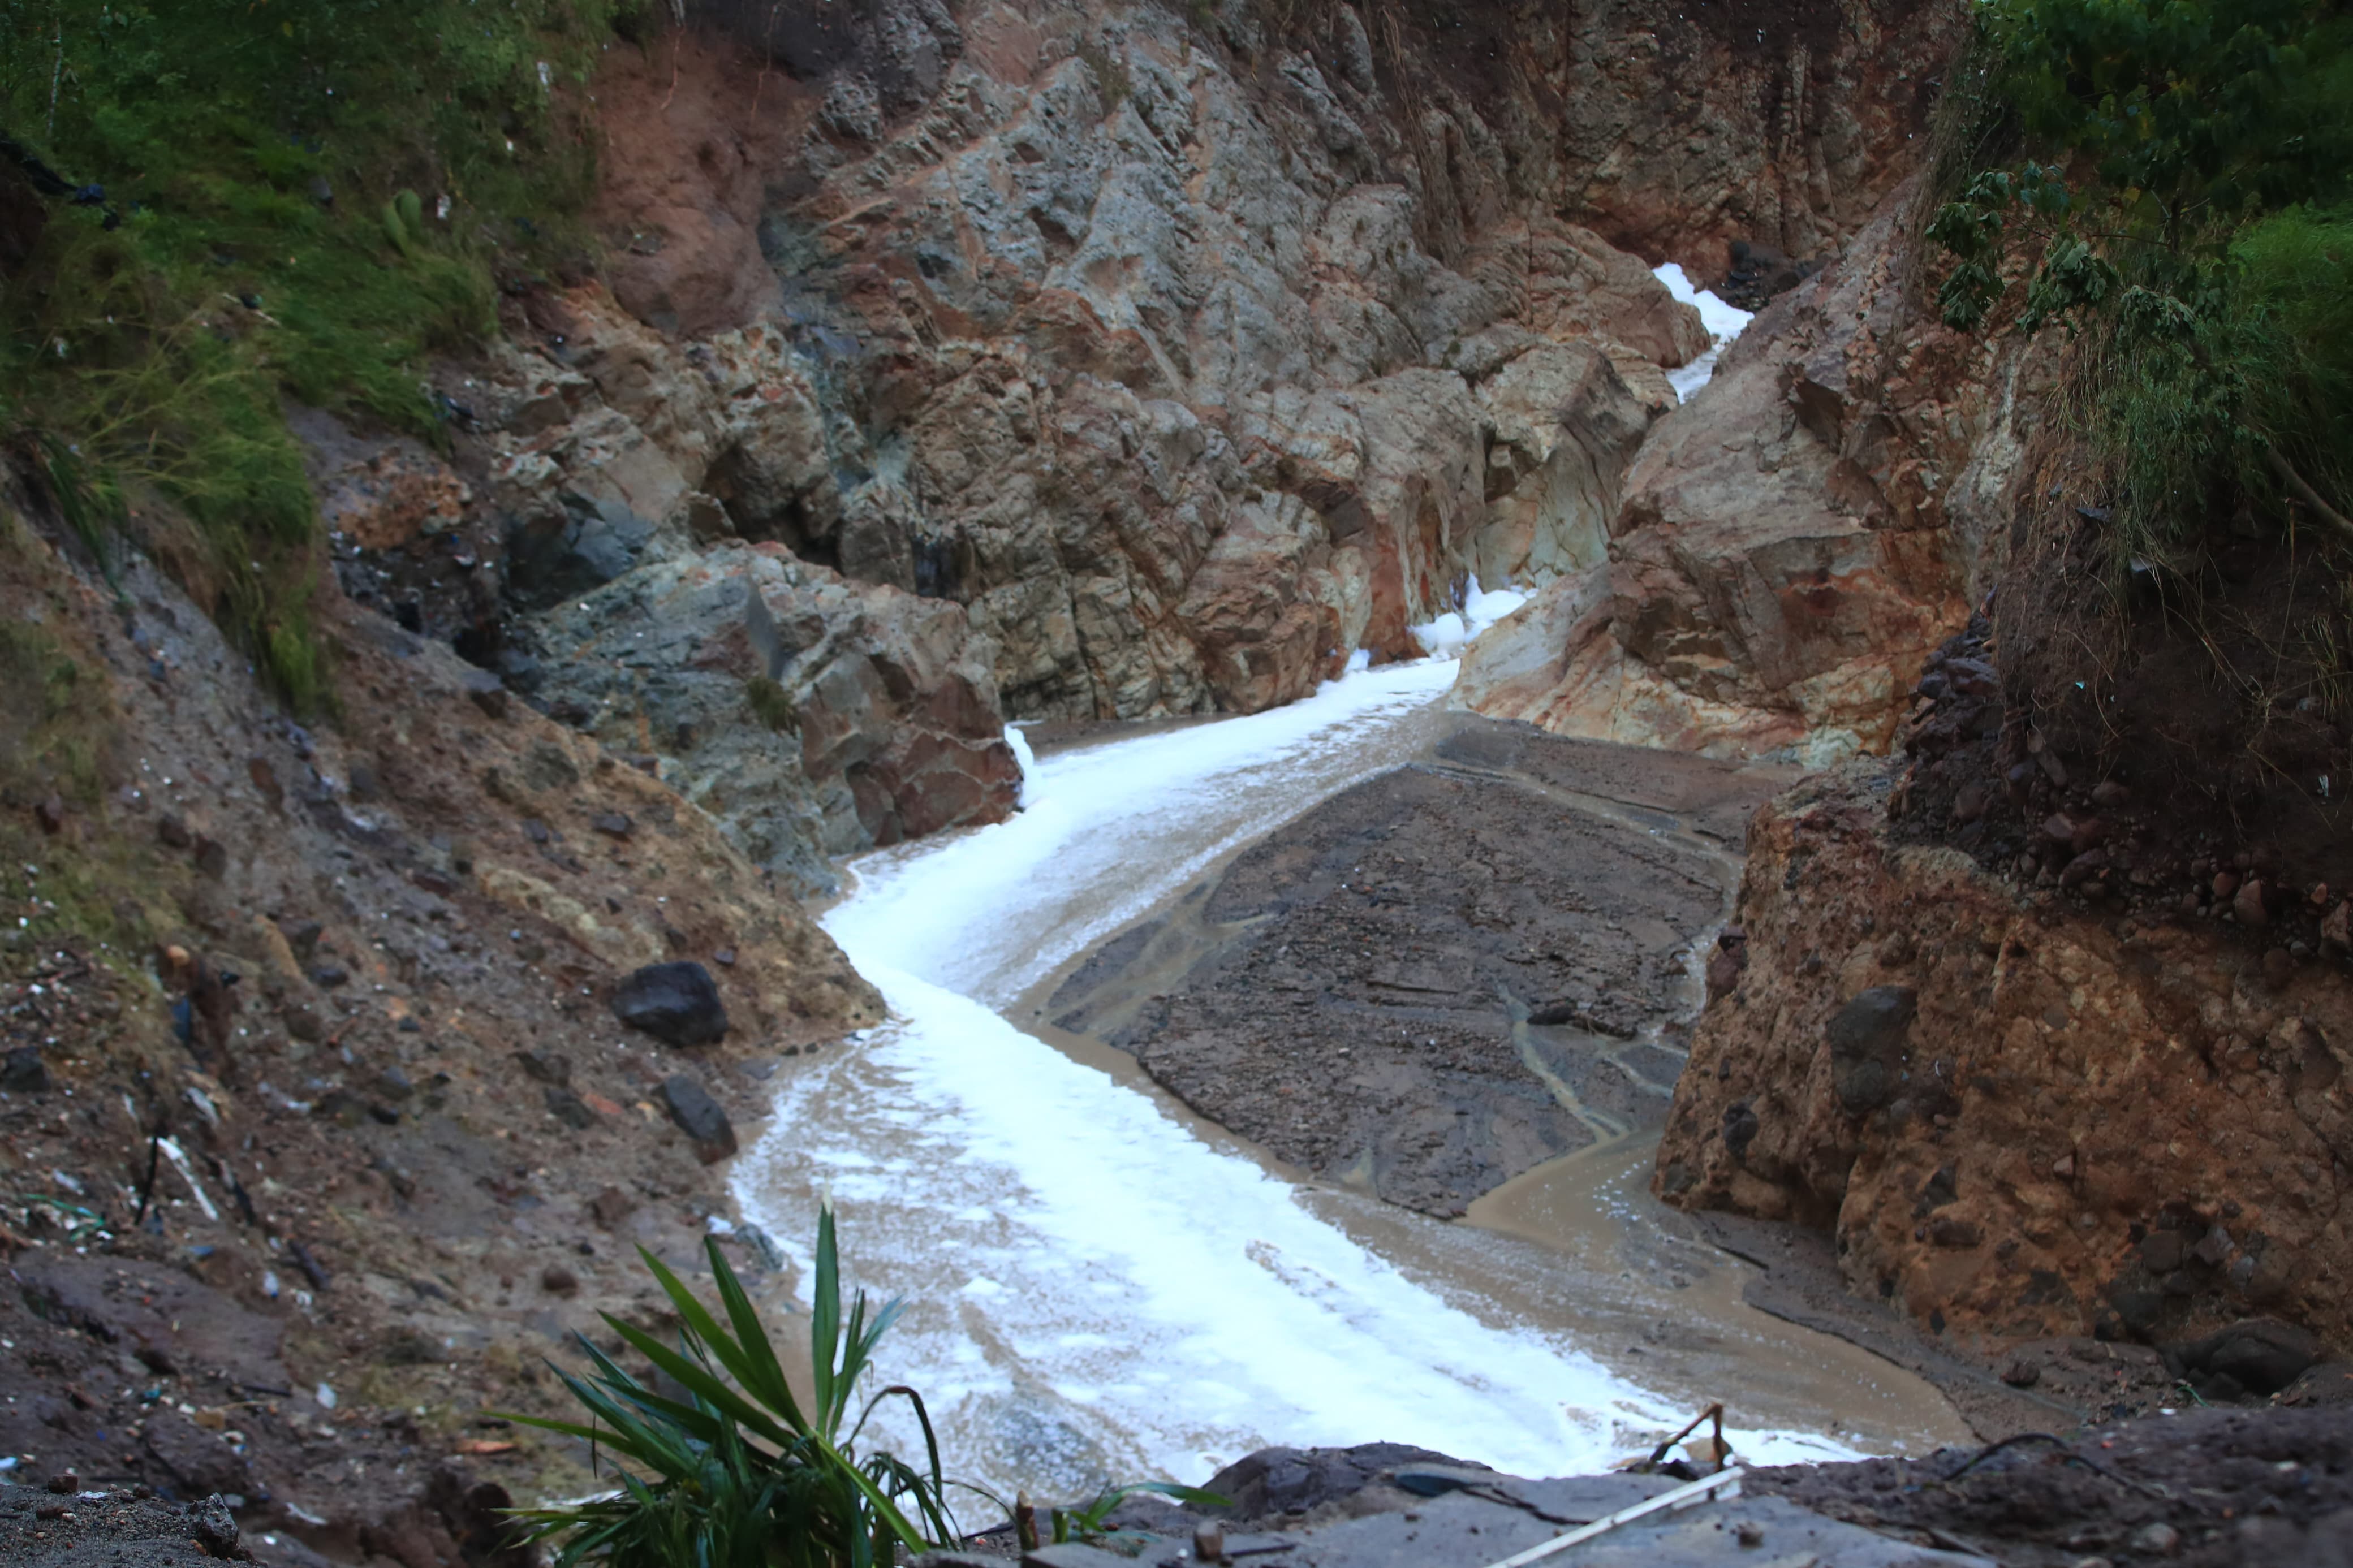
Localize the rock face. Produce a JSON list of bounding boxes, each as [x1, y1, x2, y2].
[[1656, 759, 2353, 1350], [499, 0, 1956, 726], [304, 0, 1972, 861], [529, 539, 1021, 893], [1458, 187, 2047, 762]]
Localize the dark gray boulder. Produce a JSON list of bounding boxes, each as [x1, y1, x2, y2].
[[660, 1074, 738, 1163], [1826, 986, 1916, 1114], [613, 961, 729, 1047]]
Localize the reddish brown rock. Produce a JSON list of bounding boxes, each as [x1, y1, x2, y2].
[[1656, 761, 2353, 1349], [1458, 187, 2040, 761]]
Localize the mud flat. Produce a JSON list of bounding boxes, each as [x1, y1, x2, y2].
[[1040, 714, 1797, 1217]]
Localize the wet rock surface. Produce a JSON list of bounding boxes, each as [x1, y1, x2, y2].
[[934, 1441, 1999, 1566], [1750, 1406, 2353, 1568], [1045, 714, 1796, 1215]]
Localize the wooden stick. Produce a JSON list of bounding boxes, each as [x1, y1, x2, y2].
[[1477, 1468, 1744, 1568]]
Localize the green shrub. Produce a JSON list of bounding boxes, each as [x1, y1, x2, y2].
[[504, 1208, 956, 1567], [745, 675, 800, 735], [503, 1208, 1225, 1567], [1926, 0, 2353, 561]]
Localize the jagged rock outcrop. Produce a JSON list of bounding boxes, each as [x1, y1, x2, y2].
[[530, 541, 1021, 893], [1657, 758, 2353, 1350], [567, 5, 1720, 724], [1458, 187, 2045, 762], [524, 0, 1963, 728], [317, 0, 1973, 874]]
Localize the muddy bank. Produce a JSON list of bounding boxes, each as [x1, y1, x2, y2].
[[1042, 714, 1798, 1216], [0, 509, 870, 1560]]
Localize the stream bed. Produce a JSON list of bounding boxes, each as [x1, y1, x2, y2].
[[733, 661, 1972, 1505]]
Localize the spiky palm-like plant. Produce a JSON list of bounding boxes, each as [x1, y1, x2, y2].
[[500, 1207, 958, 1567]]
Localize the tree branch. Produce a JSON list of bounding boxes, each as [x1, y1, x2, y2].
[[2266, 446, 2353, 543]]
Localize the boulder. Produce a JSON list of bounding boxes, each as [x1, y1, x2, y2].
[[531, 545, 1022, 892], [613, 962, 730, 1047], [1826, 986, 1917, 1115], [660, 1074, 739, 1163]]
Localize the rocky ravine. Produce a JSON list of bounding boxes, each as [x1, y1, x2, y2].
[[312, 0, 1968, 898], [1458, 180, 2049, 764]]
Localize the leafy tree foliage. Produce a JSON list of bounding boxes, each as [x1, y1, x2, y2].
[[1930, 0, 2353, 556]]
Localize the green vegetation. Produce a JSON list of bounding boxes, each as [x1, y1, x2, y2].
[[745, 675, 801, 735], [0, 0, 637, 706], [504, 1208, 958, 1567], [1927, 0, 2353, 567], [505, 1208, 1223, 1566]]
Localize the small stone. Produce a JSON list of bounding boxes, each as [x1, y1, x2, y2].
[[2041, 813, 2078, 847], [1192, 1522, 1224, 1563], [589, 1186, 636, 1229], [591, 812, 633, 839], [157, 814, 192, 848], [1951, 783, 1987, 823], [193, 836, 229, 878], [2212, 869, 2241, 902], [2234, 878, 2271, 927], [545, 1087, 597, 1130], [2261, 948, 2295, 989], [660, 1074, 738, 1163], [2000, 1358, 2041, 1388], [2, 1046, 48, 1093], [2091, 779, 2129, 807], [2322, 901, 2350, 952], [613, 961, 730, 1047], [2128, 1521, 2180, 1556], [515, 1048, 572, 1086], [2052, 1152, 2076, 1180], [461, 668, 509, 718], [541, 1264, 579, 1297], [2141, 1230, 2185, 1272]]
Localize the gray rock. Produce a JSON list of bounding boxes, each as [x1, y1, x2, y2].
[[545, 1086, 597, 1130], [505, 495, 658, 611], [660, 1074, 738, 1163], [516, 1047, 573, 1086], [1827, 986, 1917, 1114], [3, 1045, 49, 1092], [2171, 1316, 2319, 1396], [613, 961, 730, 1047]]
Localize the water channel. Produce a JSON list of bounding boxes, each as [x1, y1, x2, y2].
[[732, 660, 1973, 1506]]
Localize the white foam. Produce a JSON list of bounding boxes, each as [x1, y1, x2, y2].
[[1408, 585, 1529, 660], [1653, 262, 1756, 405], [739, 658, 1868, 1500], [1003, 722, 1040, 809]]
